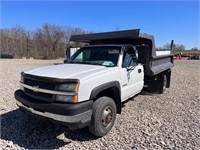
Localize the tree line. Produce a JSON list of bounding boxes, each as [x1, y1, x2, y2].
[[1, 24, 199, 59], [156, 43, 199, 51], [0, 24, 91, 59]]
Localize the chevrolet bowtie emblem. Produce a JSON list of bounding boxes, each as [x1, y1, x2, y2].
[[32, 86, 40, 92]]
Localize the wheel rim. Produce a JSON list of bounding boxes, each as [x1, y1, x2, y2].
[[101, 106, 113, 128]]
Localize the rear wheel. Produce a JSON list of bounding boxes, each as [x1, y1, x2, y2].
[[158, 74, 167, 94], [89, 96, 116, 137], [146, 74, 167, 94]]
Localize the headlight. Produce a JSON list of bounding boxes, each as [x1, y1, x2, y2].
[[57, 83, 79, 92], [56, 83, 79, 103]]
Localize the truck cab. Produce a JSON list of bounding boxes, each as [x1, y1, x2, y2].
[[15, 29, 173, 137]]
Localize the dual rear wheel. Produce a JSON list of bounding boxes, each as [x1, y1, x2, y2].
[[158, 74, 167, 94], [147, 74, 167, 94]]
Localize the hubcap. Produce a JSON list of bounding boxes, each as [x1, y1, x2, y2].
[[101, 106, 113, 128]]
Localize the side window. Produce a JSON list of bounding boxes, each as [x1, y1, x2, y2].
[[122, 47, 137, 68]]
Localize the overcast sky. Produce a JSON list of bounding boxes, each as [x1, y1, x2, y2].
[[1, 1, 199, 49]]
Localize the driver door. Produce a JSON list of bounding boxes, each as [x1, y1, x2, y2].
[[120, 47, 144, 101]]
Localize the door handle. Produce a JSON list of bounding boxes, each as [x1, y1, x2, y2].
[[138, 69, 141, 73]]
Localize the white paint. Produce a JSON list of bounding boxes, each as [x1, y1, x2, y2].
[[70, 48, 80, 57], [120, 64, 144, 101], [156, 51, 171, 56]]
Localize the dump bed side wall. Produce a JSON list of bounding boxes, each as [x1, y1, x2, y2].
[[145, 55, 173, 76]]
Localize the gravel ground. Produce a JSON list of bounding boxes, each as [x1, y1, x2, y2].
[[0, 59, 200, 150]]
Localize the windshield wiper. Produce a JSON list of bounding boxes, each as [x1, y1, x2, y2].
[[82, 62, 103, 66], [68, 61, 102, 66], [104, 65, 115, 67]]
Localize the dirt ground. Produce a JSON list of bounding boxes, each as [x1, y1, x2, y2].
[[0, 59, 200, 150]]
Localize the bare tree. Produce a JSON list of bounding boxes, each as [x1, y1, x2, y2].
[[0, 24, 91, 59], [175, 44, 185, 51], [158, 43, 185, 51], [41, 24, 65, 58], [190, 47, 198, 51], [163, 43, 171, 49]]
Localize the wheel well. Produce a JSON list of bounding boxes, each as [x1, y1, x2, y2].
[[144, 69, 171, 93], [160, 70, 171, 88], [94, 87, 121, 114]]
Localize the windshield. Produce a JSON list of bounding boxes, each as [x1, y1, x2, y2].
[[67, 46, 121, 67]]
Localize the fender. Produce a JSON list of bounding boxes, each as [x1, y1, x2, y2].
[[90, 81, 122, 114], [90, 81, 121, 100]]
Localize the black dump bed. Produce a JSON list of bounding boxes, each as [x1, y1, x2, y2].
[[70, 29, 173, 76]]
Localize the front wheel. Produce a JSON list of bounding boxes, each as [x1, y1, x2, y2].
[[89, 96, 116, 137]]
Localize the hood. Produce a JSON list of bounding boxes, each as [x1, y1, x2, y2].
[[25, 64, 113, 81]]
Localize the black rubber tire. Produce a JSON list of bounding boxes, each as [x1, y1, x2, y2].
[[89, 96, 116, 137], [158, 74, 167, 94]]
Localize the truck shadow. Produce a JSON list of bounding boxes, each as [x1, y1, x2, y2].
[[1, 109, 97, 149]]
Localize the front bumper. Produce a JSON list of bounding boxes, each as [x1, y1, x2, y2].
[[14, 90, 93, 129]]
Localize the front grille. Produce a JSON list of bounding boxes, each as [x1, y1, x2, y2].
[[24, 88, 54, 102], [23, 77, 56, 102], [24, 78, 55, 90]]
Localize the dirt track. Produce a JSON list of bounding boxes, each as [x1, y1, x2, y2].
[[0, 59, 200, 149]]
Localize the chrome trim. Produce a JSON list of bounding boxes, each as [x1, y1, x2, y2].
[[20, 82, 76, 96], [16, 101, 92, 123]]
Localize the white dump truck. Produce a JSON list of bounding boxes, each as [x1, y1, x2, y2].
[[15, 29, 173, 137]]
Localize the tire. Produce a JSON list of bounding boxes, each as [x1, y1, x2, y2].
[[158, 74, 167, 94], [89, 96, 116, 137]]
